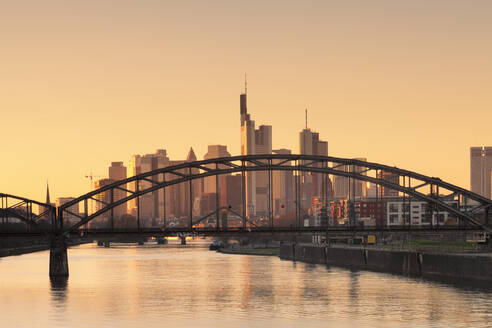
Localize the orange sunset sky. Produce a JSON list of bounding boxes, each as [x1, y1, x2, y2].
[[1, 1, 492, 202]]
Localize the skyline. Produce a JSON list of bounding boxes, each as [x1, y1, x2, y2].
[[2, 0, 492, 202]]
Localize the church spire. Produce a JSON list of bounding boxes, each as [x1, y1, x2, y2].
[[45, 181, 51, 205]]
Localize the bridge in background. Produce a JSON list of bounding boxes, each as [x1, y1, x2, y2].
[[2, 154, 491, 277]]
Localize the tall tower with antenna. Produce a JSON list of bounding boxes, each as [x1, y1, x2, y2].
[[239, 75, 272, 218], [299, 110, 330, 208]]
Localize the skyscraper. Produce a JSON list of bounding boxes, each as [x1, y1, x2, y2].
[[470, 146, 492, 199], [272, 149, 294, 217], [203, 145, 231, 194], [333, 159, 367, 199], [55, 197, 79, 224], [240, 83, 272, 217], [299, 111, 330, 208], [127, 149, 170, 219], [109, 161, 127, 219], [377, 170, 399, 197]]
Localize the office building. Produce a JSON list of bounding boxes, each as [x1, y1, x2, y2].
[[108, 161, 127, 219], [299, 115, 330, 209], [240, 86, 272, 218], [203, 145, 231, 194], [127, 149, 170, 220], [470, 146, 492, 199], [272, 149, 294, 217], [55, 197, 79, 225], [377, 170, 399, 197], [333, 159, 366, 199]]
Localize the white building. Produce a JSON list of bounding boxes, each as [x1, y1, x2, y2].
[[386, 199, 459, 226]]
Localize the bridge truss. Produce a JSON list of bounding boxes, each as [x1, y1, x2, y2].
[[0, 193, 56, 234], [57, 154, 492, 235]]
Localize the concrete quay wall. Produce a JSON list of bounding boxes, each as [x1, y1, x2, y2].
[[279, 244, 492, 282]]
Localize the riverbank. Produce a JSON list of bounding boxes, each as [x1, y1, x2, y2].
[[0, 240, 92, 258], [218, 247, 279, 256], [279, 243, 492, 283]]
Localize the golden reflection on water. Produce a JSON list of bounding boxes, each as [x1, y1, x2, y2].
[[0, 242, 491, 328]]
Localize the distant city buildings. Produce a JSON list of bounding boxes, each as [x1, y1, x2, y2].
[[240, 86, 272, 218], [272, 148, 294, 217], [109, 161, 127, 219], [127, 149, 170, 219], [62, 88, 490, 231], [377, 170, 399, 197], [93, 178, 113, 217], [470, 146, 492, 199], [203, 145, 231, 195], [55, 197, 79, 224], [333, 159, 367, 199], [298, 114, 330, 210]]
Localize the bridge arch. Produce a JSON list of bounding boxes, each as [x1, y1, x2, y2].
[[0, 193, 56, 233], [58, 154, 492, 234]]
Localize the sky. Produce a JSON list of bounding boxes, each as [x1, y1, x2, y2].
[[1, 0, 492, 202]]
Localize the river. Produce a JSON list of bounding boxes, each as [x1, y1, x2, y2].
[[0, 241, 491, 328]]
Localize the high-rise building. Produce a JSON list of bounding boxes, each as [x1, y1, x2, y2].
[[377, 170, 399, 197], [92, 178, 113, 227], [333, 165, 350, 199], [55, 197, 79, 224], [352, 158, 367, 197], [165, 147, 201, 220], [272, 149, 294, 217], [127, 148, 201, 222], [109, 161, 126, 181], [221, 174, 242, 212], [240, 85, 272, 217], [299, 113, 330, 208], [108, 161, 127, 219], [470, 146, 492, 199], [127, 149, 170, 220], [203, 145, 231, 194], [333, 158, 367, 199]]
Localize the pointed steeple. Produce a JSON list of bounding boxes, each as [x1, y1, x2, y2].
[[186, 147, 197, 162], [45, 182, 51, 205]]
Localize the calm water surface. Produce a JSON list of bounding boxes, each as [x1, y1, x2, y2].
[[0, 241, 491, 328]]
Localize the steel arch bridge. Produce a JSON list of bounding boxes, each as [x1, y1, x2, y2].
[[0, 193, 56, 235], [57, 154, 492, 234], [2, 154, 492, 277]]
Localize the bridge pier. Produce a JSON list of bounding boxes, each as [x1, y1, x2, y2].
[[49, 236, 69, 277]]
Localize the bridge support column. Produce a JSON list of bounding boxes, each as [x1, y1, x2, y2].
[[49, 237, 69, 277]]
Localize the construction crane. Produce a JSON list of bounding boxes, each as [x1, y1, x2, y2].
[[84, 172, 103, 190], [84, 172, 103, 216]]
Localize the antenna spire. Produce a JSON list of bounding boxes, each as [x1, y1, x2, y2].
[[244, 73, 247, 95], [305, 108, 308, 130]]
